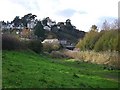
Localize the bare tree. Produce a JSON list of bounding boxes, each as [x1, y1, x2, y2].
[[110, 19, 118, 30], [102, 20, 110, 30]]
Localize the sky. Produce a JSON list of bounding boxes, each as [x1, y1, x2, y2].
[[0, 0, 119, 32]]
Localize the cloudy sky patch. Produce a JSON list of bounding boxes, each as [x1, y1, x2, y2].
[[78, 11, 88, 14], [56, 9, 77, 18], [0, 0, 119, 32]]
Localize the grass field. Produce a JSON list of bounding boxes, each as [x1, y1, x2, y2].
[[2, 50, 120, 88]]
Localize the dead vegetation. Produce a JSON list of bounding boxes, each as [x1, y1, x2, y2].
[[63, 50, 120, 69]]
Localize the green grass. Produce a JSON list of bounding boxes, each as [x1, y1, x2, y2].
[[2, 50, 120, 88]]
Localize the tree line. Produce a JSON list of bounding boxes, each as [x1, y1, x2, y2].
[[76, 27, 119, 52]]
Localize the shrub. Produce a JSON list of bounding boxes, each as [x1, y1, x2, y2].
[[50, 51, 69, 58], [42, 41, 60, 53], [76, 31, 102, 51], [27, 40, 43, 53], [76, 30, 119, 52], [94, 30, 119, 52], [2, 34, 23, 50]]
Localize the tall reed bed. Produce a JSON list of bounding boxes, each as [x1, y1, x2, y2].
[[63, 50, 119, 69]]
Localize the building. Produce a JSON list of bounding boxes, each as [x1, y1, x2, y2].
[[27, 20, 37, 29], [42, 39, 60, 44], [59, 40, 67, 45]]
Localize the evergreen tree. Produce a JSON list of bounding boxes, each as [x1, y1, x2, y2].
[[65, 19, 73, 30], [91, 25, 98, 32], [21, 13, 37, 27], [34, 21, 45, 40], [12, 16, 21, 27]]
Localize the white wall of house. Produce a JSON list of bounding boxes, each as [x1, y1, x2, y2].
[[44, 26, 51, 31], [27, 20, 36, 29], [59, 40, 67, 45], [42, 39, 60, 44]]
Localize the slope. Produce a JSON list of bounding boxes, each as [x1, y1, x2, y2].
[[2, 50, 119, 88]]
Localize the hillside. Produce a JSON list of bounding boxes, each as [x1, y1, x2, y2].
[[43, 25, 86, 44], [51, 28, 85, 44], [1, 15, 86, 45], [33, 17, 86, 44], [2, 50, 119, 88]]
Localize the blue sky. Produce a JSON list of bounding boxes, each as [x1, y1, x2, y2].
[[0, 0, 119, 32]]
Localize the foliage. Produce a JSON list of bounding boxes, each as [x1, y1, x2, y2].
[[45, 31, 57, 39], [12, 16, 21, 27], [50, 19, 86, 44], [41, 17, 49, 26], [26, 40, 43, 53], [2, 34, 24, 50], [65, 19, 73, 30], [42, 41, 60, 53], [50, 51, 69, 58], [21, 28, 32, 38], [2, 33, 43, 52], [34, 21, 45, 40], [94, 30, 119, 52], [91, 25, 98, 32], [76, 31, 101, 50], [11, 13, 37, 28], [21, 13, 37, 27], [3, 16, 86, 45], [76, 29, 119, 52]]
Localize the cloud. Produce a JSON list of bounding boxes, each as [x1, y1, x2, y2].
[[56, 9, 88, 18], [8, 0, 40, 11], [78, 11, 88, 14], [70, 13, 99, 31], [0, 0, 119, 32], [56, 9, 77, 18]]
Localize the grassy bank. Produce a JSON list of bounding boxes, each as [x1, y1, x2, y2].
[[2, 50, 120, 88]]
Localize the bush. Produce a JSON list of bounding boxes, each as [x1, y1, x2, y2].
[[76, 30, 119, 52], [50, 51, 69, 58], [27, 40, 43, 53], [42, 42, 60, 53], [2, 34, 23, 50], [94, 30, 119, 52], [76, 31, 102, 51]]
